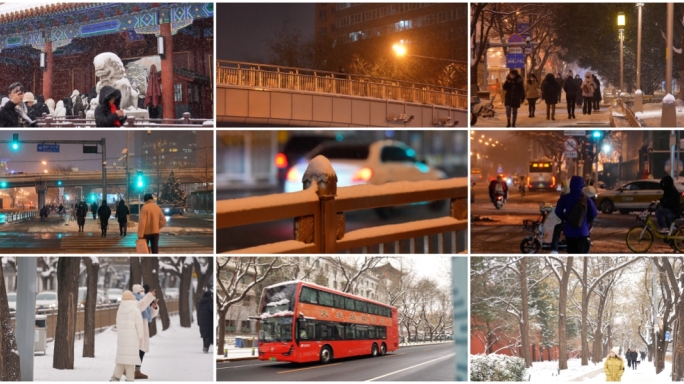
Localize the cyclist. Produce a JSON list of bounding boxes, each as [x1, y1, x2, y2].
[[656, 175, 680, 234], [488, 175, 508, 204]]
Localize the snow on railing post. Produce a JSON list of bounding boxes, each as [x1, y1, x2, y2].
[[294, 155, 344, 253]]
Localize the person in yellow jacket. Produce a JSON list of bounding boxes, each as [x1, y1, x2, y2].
[[604, 346, 625, 382], [137, 193, 166, 254]]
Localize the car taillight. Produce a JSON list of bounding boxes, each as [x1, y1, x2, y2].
[[286, 168, 300, 182], [275, 153, 288, 169], [352, 167, 373, 182], [527, 176, 531, 188], [552, 176, 556, 187]]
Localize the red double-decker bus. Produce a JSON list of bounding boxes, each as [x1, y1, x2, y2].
[[256, 280, 399, 364]]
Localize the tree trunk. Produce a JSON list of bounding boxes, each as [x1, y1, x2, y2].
[[179, 258, 192, 328], [141, 257, 170, 331], [558, 257, 574, 370], [128, 257, 142, 291], [519, 257, 531, 367], [581, 258, 589, 366], [592, 292, 607, 364], [674, 298, 684, 380], [656, 330, 667, 374], [82, 258, 99, 358], [53, 258, 79, 369], [193, 257, 213, 309], [0, 262, 20, 380], [217, 309, 227, 355]]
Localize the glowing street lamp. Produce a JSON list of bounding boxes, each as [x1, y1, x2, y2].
[[617, 11, 626, 92], [392, 43, 407, 57]]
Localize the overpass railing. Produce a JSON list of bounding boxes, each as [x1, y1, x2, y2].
[[3, 210, 38, 223], [35, 112, 214, 128], [217, 60, 467, 109], [217, 156, 467, 254]]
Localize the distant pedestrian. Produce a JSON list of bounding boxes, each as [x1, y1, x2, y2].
[[582, 72, 596, 115], [76, 201, 87, 232], [575, 75, 584, 108], [98, 202, 111, 237], [503, 69, 525, 127], [137, 194, 166, 254], [555, 73, 563, 103], [563, 71, 579, 119], [525, 74, 540, 118], [626, 348, 632, 368], [592, 74, 602, 111], [110, 290, 144, 382], [198, 290, 213, 353], [604, 347, 624, 382], [115, 200, 130, 237], [91, 201, 98, 220], [541, 73, 561, 121]]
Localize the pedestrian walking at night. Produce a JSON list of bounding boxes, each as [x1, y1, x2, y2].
[[198, 290, 213, 353], [604, 347, 624, 382], [91, 201, 98, 220], [95, 85, 127, 127], [555, 73, 563, 103], [138, 194, 165, 254], [110, 290, 144, 382], [554, 176, 597, 254], [0, 82, 24, 127], [76, 201, 87, 232], [563, 71, 579, 119], [115, 200, 130, 237], [541, 73, 561, 121], [575, 75, 584, 108], [592, 74, 602, 111], [525, 74, 540, 118], [131, 284, 159, 380], [503, 69, 525, 127], [98, 202, 111, 237], [582, 73, 596, 115]]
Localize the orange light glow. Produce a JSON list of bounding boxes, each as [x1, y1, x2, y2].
[[286, 167, 300, 182], [275, 153, 288, 168], [352, 167, 374, 182]]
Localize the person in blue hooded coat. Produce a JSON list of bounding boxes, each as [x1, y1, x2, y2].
[[554, 175, 597, 253]]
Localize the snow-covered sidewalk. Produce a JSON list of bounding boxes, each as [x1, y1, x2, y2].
[[35, 316, 212, 381], [526, 358, 672, 382]]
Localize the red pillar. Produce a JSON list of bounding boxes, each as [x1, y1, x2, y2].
[[160, 23, 175, 120], [42, 42, 53, 100]]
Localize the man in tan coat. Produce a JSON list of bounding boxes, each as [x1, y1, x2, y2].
[[132, 284, 159, 379], [137, 193, 165, 254]]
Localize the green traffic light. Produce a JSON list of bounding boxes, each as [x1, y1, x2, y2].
[[11, 142, 18, 150], [57, 181, 62, 186], [0, 182, 7, 188]]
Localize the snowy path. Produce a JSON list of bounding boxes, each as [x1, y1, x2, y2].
[[526, 358, 672, 382], [34, 316, 213, 381], [572, 361, 672, 382]]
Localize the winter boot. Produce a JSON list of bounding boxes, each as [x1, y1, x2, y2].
[[506, 119, 511, 128], [110, 377, 120, 382], [135, 371, 148, 379], [203, 347, 209, 353]]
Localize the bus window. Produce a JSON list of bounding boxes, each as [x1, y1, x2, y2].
[[260, 317, 293, 342], [317, 323, 330, 340], [300, 286, 318, 304], [345, 297, 355, 311], [368, 326, 376, 339], [333, 294, 345, 309], [319, 290, 334, 307], [378, 326, 387, 339], [345, 324, 356, 339], [355, 300, 367, 313], [334, 324, 345, 340], [357, 325, 369, 339], [298, 321, 315, 340]]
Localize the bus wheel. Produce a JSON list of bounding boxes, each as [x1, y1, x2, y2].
[[320, 346, 333, 364], [380, 343, 387, 355], [371, 343, 379, 357]]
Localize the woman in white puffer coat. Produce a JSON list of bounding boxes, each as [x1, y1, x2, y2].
[[111, 290, 144, 382]]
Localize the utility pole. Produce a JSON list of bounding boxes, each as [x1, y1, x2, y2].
[[126, 131, 130, 211], [102, 137, 106, 207]]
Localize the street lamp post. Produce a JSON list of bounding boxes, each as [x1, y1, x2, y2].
[[634, 3, 644, 112], [662, 3, 676, 127], [617, 12, 626, 93]]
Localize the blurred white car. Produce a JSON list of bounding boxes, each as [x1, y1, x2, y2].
[[7, 292, 16, 312], [165, 287, 179, 300], [36, 291, 58, 310], [78, 287, 105, 307], [106, 288, 123, 304], [284, 140, 446, 193]]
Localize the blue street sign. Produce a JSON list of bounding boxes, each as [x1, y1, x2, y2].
[[517, 23, 531, 39], [37, 144, 59, 153], [507, 54, 525, 68], [666, 331, 671, 341], [508, 33, 524, 44]]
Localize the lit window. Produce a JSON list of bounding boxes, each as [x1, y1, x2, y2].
[[169, 148, 178, 153], [174, 83, 183, 102]]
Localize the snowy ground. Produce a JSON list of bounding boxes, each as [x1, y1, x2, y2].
[[527, 358, 672, 382], [34, 316, 212, 381]]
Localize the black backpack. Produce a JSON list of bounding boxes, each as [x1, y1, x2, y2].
[[567, 195, 588, 228]]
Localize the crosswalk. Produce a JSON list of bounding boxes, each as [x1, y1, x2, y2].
[[0, 233, 212, 253]]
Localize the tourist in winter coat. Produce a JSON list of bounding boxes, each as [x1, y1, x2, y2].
[[581, 72, 596, 115], [115, 200, 130, 237], [63, 97, 73, 117], [593, 74, 602, 111], [502, 69, 525, 127], [604, 347, 624, 382], [110, 290, 144, 382], [656, 175, 680, 233], [95, 85, 127, 127], [98, 202, 111, 237], [0, 83, 23, 127], [525, 74, 540, 118], [563, 72, 579, 119], [45, 98, 56, 116], [138, 194, 166, 254], [54, 99, 66, 117], [72, 94, 85, 118], [33, 95, 50, 118], [131, 284, 159, 380], [554, 175, 598, 254], [76, 201, 87, 232], [541, 73, 561, 120], [626, 349, 632, 368], [575, 75, 584, 107], [198, 290, 213, 353]]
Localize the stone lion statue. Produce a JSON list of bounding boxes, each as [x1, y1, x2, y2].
[[93, 52, 139, 110]]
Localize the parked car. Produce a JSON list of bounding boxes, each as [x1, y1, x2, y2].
[[7, 292, 16, 312], [162, 205, 185, 216], [164, 287, 179, 300], [35, 291, 58, 310], [78, 287, 104, 307], [596, 179, 684, 214], [276, 134, 338, 190], [105, 288, 123, 304]]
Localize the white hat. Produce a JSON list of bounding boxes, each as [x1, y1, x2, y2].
[[122, 290, 135, 301], [23, 92, 35, 103], [611, 347, 620, 355], [132, 284, 144, 294]]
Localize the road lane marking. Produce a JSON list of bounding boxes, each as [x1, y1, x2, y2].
[[363, 353, 456, 382], [217, 363, 271, 370], [278, 363, 342, 374]]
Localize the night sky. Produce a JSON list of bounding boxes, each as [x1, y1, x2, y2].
[[0, 130, 179, 174], [216, 3, 315, 62]]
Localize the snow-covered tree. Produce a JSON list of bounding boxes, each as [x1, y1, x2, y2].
[[159, 171, 187, 206]]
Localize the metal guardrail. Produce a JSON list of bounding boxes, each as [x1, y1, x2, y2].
[[217, 60, 467, 109], [217, 156, 468, 254], [616, 99, 642, 127], [35, 112, 214, 128], [3, 210, 38, 223]]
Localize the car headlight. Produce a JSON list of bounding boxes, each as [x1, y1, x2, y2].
[[164, 208, 170, 212]]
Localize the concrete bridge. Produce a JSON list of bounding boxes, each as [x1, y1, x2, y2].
[[216, 61, 467, 127]]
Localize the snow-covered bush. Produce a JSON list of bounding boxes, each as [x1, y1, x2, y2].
[[470, 354, 527, 382]]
